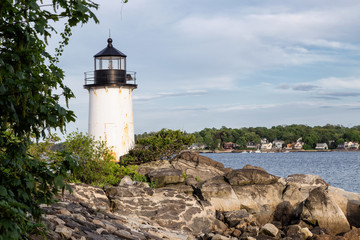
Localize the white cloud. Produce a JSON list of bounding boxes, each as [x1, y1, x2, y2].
[[133, 89, 208, 101], [317, 77, 360, 90]]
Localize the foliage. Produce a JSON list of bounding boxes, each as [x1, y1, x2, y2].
[[192, 124, 360, 150], [62, 131, 146, 187], [0, 0, 100, 238], [122, 129, 195, 165]]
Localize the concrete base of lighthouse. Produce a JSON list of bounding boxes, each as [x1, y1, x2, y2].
[[88, 85, 135, 161]]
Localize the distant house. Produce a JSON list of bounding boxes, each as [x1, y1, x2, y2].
[[261, 142, 273, 150], [294, 141, 304, 150], [246, 142, 258, 149], [315, 143, 328, 150], [337, 143, 346, 149], [336, 141, 359, 150], [261, 138, 269, 144], [223, 142, 234, 150], [349, 142, 359, 150], [345, 142, 352, 148], [286, 143, 294, 150], [273, 140, 284, 149], [328, 140, 336, 149]]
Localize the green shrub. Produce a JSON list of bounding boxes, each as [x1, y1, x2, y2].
[[63, 131, 148, 187], [122, 129, 195, 165]]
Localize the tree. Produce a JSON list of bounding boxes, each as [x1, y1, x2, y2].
[[0, 1, 100, 238], [122, 129, 195, 165]]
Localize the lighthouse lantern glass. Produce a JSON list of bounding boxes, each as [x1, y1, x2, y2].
[[95, 56, 126, 71]]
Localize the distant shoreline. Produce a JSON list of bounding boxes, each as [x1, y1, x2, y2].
[[196, 149, 359, 153]]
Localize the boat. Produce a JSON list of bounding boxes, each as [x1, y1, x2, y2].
[[255, 149, 261, 153]]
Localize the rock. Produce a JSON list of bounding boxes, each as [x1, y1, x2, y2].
[[312, 235, 345, 240], [231, 182, 285, 223], [232, 229, 242, 237], [58, 209, 71, 216], [242, 164, 267, 172], [185, 176, 198, 187], [72, 213, 86, 222], [136, 159, 173, 175], [62, 183, 110, 211], [285, 174, 329, 202], [282, 182, 306, 207], [55, 225, 72, 239], [223, 210, 255, 228], [213, 219, 228, 233], [196, 176, 240, 211], [92, 219, 105, 227], [327, 186, 360, 228], [286, 224, 301, 237], [298, 187, 350, 235], [225, 169, 279, 186], [260, 223, 279, 237], [300, 227, 313, 239], [119, 175, 134, 186], [343, 227, 360, 240], [273, 201, 297, 226], [171, 151, 226, 181], [146, 168, 185, 187], [286, 174, 328, 187], [211, 234, 231, 240], [162, 184, 194, 195], [105, 185, 216, 235]]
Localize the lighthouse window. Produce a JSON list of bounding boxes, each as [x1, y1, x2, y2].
[[95, 58, 102, 70], [121, 58, 126, 70], [95, 57, 124, 70]]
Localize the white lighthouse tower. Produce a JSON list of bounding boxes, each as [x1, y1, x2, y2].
[[84, 38, 137, 161]]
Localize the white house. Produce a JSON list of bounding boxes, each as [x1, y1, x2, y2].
[[315, 143, 328, 150]]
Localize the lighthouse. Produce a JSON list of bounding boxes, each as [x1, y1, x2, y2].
[[84, 38, 137, 161]]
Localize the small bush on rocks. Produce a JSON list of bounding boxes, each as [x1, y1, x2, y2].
[[121, 129, 195, 165]]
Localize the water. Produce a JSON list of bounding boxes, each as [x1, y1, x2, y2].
[[200, 151, 360, 193]]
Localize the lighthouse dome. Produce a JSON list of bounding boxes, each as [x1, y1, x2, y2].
[[94, 38, 127, 57]]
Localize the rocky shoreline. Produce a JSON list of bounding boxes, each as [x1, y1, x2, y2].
[[32, 151, 360, 239]]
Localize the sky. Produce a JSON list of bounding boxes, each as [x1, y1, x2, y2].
[[51, 0, 360, 137]]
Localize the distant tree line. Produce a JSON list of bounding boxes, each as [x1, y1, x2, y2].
[[185, 124, 360, 150]]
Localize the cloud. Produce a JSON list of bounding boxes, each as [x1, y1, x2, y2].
[[276, 84, 291, 90], [293, 84, 319, 91], [317, 77, 360, 90], [215, 103, 280, 112], [134, 89, 208, 101], [318, 92, 360, 97], [301, 39, 360, 50], [312, 96, 340, 101]]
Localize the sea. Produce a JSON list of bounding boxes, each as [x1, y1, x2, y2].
[[200, 151, 360, 193]]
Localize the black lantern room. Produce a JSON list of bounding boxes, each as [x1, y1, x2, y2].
[[84, 38, 137, 89]]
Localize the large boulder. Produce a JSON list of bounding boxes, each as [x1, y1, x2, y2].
[[105, 184, 216, 235], [297, 187, 350, 235], [225, 168, 285, 224], [327, 186, 360, 228], [196, 176, 240, 211], [225, 168, 279, 186], [283, 174, 330, 208], [171, 151, 228, 181], [146, 168, 185, 188]]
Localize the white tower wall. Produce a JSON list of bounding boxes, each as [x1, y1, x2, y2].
[[88, 86, 135, 160]]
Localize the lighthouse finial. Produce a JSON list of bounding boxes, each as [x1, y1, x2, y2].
[[107, 37, 113, 47]]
